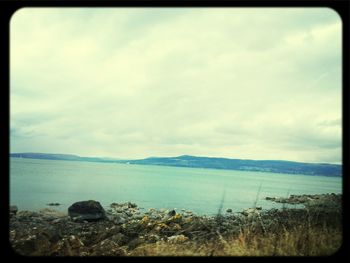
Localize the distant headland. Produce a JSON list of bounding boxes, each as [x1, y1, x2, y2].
[[10, 153, 342, 177]]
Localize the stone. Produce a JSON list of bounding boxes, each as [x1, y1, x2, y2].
[[154, 223, 170, 232], [147, 234, 160, 243], [241, 208, 261, 222], [163, 209, 176, 220], [128, 238, 143, 249], [68, 200, 106, 221], [170, 223, 182, 231], [69, 235, 84, 249], [114, 215, 126, 225], [226, 209, 232, 213], [125, 211, 133, 217], [167, 234, 189, 244], [10, 206, 18, 215], [247, 211, 259, 221], [90, 239, 118, 256], [168, 210, 176, 217], [134, 214, 144, 220], [10, 230, 16, 240], [110, 233, 127, 245], [127, 202, 137, 208], [39, 208, 66, 218], [17, 211, 41, 218], [166, 214, 182, 224], [13, 233, 52, 256], [72, 216, 85, 222], [47, 203, 60, 206]]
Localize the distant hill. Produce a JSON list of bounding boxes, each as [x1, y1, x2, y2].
[[10, 153, 342, 177], [126, 155, 341, 177], [9, 153, 118, 163]]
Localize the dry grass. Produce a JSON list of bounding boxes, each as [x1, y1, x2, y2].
[[129, 225, 342, 256]]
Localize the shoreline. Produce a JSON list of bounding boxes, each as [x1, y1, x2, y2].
[[11, 191, 341, 216], [9, 193, 342, 256], [10, 155, 342, 177]]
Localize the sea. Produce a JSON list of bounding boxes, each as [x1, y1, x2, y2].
[[9, 157, 342, 215]]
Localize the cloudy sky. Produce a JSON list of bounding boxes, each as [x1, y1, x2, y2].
[[10, 8, 342, 163]]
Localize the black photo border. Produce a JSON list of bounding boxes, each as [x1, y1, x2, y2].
[[1, 0, 349, 261]]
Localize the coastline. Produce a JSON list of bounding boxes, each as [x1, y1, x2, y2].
[[9, 193, 342, 256], [10, 155, 342, 177]]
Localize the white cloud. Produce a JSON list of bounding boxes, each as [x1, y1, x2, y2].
[[10, 8, 342, 163]]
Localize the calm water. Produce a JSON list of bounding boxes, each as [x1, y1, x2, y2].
[[10, 158, 342, 215]]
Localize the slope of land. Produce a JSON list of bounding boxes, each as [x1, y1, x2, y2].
[[10, 153, 342, 177], [10, 153, 118, 163]]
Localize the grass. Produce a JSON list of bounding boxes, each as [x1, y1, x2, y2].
[[129, 224, 342, 256], [130, 189, 342, 256]]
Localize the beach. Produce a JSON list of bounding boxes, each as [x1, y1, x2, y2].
[[9, 193, 342, 256]]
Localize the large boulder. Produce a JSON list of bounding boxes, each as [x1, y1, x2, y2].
[[68, 200, 106, 221]]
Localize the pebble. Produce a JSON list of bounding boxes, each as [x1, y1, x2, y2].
[[10, 205, 18, 215], [9, 194, 341, 256], [167, 234, 189, 244]]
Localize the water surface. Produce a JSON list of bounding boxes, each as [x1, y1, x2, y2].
[[10, 158, 342, 215]]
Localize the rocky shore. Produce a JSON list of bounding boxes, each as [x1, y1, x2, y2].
[[9, 193, 342, 256]]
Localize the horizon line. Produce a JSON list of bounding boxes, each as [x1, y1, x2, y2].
[[9, 152, 342, 166]]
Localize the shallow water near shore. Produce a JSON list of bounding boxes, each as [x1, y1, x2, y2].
[[10, 158, 342, 215]]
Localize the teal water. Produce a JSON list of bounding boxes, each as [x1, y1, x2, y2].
[[10, 157, 342, 215]]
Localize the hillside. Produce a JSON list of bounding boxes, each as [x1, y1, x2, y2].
[[126, 155, 341, 177], [10, 153, 342, 177]]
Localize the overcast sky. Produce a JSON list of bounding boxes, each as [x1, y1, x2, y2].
[[10, 8, 342, 163]]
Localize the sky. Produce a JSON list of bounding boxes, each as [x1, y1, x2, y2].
[[10, 8, 342, 164]]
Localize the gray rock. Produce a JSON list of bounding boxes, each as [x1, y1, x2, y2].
[[147, 234, 160, 243], [10, 205, 18, 215], [127, 202, 137, 208], [241, 208, 260, 217], [247, 211, 260, 221], [110, 233, 127, 245], [17, 210, 41, 218], [72, 216, 85, 222], [47, 203, 60, 206], [68, 235, 84, 248], [111, 214, 126, 224], [39, 208, 66, 218], [115, 217, 126, 225], [52, 218, 63, 224], [124, 211, 133, 217], [128, 237, 143, 249], [134, 214, 144, 220], [150, 214, 161, 220], [106, 214, 114, 221], [68, 200, 106, 221], [168, 210, 176, 217], [167, 234, 189, 244]]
